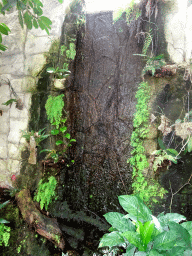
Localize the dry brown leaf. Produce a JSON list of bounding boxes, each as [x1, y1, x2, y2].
[[158, 115, 172, 136], [175, 122, 192, 140]]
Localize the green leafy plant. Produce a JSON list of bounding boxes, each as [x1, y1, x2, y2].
[[128, 82, 167, 204], [34, 176, 58, 211], [45, 94, 64, 128], [0, 200, 10, 247], [0, 22, 10, 51], [46, 65, 71, 79], [99, 195, 192, 255], [40, 118, 76, 163], [22, 128, 49, 146], [66, 42, 76, 60]]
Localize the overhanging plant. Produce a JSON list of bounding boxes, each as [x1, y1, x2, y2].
[[0, 200, 11, 247], [99, 195, 192, 255]]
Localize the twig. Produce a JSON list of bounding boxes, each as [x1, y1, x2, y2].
[[169, 173, 192, 212]]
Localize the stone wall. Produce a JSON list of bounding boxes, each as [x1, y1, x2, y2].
[[0, 0, 70, 187]]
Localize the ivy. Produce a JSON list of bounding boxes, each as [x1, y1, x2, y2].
[[45, 94, 64, 128], [0, 223, 10, 247], [128, 82, 167, 205]]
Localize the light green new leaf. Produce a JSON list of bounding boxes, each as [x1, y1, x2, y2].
[[104, 212, 135, 232], [55, 140, 63, 146], [122, 231, 145, 251], [64, 133, 70, 139], [58, 0, 63, 3], [60, 126, 67, 133], [98, 231, 125, 248], [140, 221, 154, 246], [51, 129, 59, 135], [118, 195, 152, 222]]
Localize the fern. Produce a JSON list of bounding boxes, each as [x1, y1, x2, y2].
[[45, 94, 64, 128], [142, 29, 153, 56], [34, 176, 57, 211]]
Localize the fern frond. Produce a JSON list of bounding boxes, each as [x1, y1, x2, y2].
[[142, 29, 153, 56]]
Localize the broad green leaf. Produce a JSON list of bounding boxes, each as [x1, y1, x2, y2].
[[58, 0, 63, 3], [64, 133, 70, 139], [33, 18, 38, 29], [98, 231, 125, 248], [55, 140, 63, 146], [148, 249, 164, 256], [39, 149, 52, 154], [153, 230, 178, 250], [122, 231, 145, 251], [158, 213, 186, 227], [188, 137, 192, 152], [104, 212, 135, 232], [0, 33, 2, 43], [23, 12, 32, 29], [34, 6, 43, 16], [60, 126, 67, 133], [0, 200, 10, 210], [61, 118, 67, 123], [165, 246, 185, 256], [0, 218, 9, 223], [181, 221, 192, 239], [51, 129, 59, 135], [166, 148, 178, 157], [168, 221, 191, 248], [118, 195, 152, 222], [18, 11, 23, 28], [134, 252, 147, 255], [184, 249, 192, 256], [124, 244, 136, 256], [32, 0, 43, 7]]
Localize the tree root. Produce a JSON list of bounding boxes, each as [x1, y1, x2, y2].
[[16, 188, 65, 250]]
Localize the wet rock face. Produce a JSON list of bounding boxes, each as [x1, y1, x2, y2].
[[64, 11, 144, 213]]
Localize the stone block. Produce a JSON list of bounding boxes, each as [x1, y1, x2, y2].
[[8, 143, 21, 160], [0, 110, 10, 133], [8, 119, 28, 144], [0, 135, 8, 158], [10, 94, 29, 120], [7, 159, 21, 174], [24, 54, 47, 76]]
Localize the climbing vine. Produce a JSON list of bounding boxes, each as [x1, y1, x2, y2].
[[128, 82, 167, 205]]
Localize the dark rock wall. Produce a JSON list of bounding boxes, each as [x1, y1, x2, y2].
[[65, 11, 144, 213]]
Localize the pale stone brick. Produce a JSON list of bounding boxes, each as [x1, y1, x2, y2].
[[8, 119, 28, 144], [0, 135, 8, 158]]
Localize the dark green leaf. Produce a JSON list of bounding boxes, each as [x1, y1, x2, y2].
[[1, 0, 17, 12], [32, 0, 43, 7], [2, 99, 17, 105], [23, 11, 33, 29], [98, 231, 125, 248], [55, 140, 63, 146], [0, 24, 9, 35], [104, 212, 135, 232], [38, 19, 45, 30], [46, 67, 56, 73], [181, 221, 192, 238], [153, 230, 178, 250], [118, 195, 152, 222], [158, 138, 166, 150], [169, 221, 191, 248], [29, 0, 33, 8], [33, 18, 38, 29], [148, 250, 164, 256], [165, 246, 185, 256], [166, 148, 179, 157], [18, 11, 24, 28], [51, 129, 59, 135], [39, 149, 52, 154], [124, 245, 136, 256], [0, 33, 2, 43], [0, 200, 10, 210], [184, 250, 192, 256]]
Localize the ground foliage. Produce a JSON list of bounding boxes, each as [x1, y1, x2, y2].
[[98, 195, 192, 256]]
